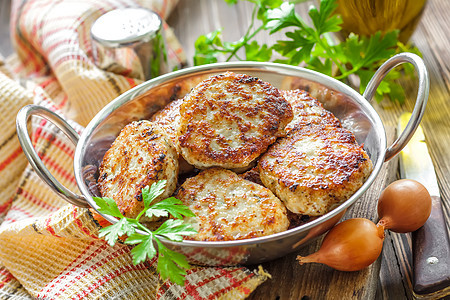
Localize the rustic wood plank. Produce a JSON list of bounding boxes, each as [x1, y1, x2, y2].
[[377, 231, 414, 299], [374, 0, 450, 298]]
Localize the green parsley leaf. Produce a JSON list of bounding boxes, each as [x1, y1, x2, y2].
[[156, 239, 191, 286], [146, 197, 196, 220], [194, 29, 223, 65], [266, 2, 302, 33], [252, 0, 283, 8], [154, 219, 198, 242], [245, 41, 273, 62], [273, 30, 314, 56], [273, 30, 315, 65], [142, 180, 167, 208], [94, 180, 197, 285], [126, 232, 157, 265], [193, 0, 422, 103], [307, 56, 334, 76], [387, 81, 406, 104], [355, 69, 375, 95], [309, 0, 342, 35], [93, 196, 123, 218], [355, 31, 398, 68], [99, 218, 136, 246]]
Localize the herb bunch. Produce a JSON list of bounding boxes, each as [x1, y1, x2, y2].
[[93, 180, 197, 286], [194, 0, 421, 103]]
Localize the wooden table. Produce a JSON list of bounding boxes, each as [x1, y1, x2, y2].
[[167, 1, 450, 299], [1, 0, 448, 299]]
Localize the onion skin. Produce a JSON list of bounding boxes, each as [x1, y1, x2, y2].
[[297, 218, 385, 271], [377, 179, 432, 233]]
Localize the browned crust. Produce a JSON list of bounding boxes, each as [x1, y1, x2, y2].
[[98, 120, 178, 219], [259, 123, 373, 216], [151, 98, 195, 174], [281, 89, 341, 131], [150, 98, 183, 151], [178, 72, 293, 169], [176, 167, 289, 241]]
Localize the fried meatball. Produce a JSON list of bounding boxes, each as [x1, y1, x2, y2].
[[281, 89, 341, 132], [150, 98, 194, 174], [259, 124, 373, 216], [98, 120, 178, 220], [176, 168, 289, 241], [178, 72, 293, 169]]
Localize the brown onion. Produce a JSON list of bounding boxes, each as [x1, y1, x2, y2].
[[377, 179, 432, 233], [297, 218, 385, 271]]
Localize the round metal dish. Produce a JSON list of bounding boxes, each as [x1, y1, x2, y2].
[[16, 53, 429, 266]]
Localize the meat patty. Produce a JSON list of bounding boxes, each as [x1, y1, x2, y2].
[[178, 72, 293, 169], [151, 98, 194, 174], [281, 89, 341, 132], [176, 167, 289, 241], [98, 120, 178, 220], [151, 98, 183, 151], [259, 124, 373, 216]]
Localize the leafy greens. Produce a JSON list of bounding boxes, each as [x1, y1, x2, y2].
[[193, 0, 421, 103], [93, 180, 197, 286]]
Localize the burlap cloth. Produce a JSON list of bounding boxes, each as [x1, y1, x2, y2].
[[0, 0, 269, 298]]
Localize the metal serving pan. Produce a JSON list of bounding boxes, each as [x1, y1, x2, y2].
[[16, 53, 428, 266]]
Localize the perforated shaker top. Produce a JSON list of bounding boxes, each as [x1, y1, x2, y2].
[[91, 8, 162, 48]]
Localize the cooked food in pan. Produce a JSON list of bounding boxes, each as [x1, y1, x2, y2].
[[176, 167, 289, 241], [150, 98, 183, 152], [150, 98, 194, 174], [281, 89, 341, 132], [259, 88, 373, 216], [178, 71, 293, 170], [97, 72, 373, 239], [98, 120, 178, 220], [258, 123, 373, 216]]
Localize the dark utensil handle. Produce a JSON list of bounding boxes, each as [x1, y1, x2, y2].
[[413, 195, 450, 295]]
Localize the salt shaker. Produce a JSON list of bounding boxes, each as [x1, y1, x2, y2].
[[91, 7, 169, 80]]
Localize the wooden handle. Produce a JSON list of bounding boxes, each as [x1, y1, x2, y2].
[[413, 195, 450, 295]]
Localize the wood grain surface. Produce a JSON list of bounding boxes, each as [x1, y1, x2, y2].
[[0, 0, 448, 299], [167, 1, 450, 299]]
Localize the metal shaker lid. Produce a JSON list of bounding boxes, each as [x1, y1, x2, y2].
[[91, 7, 163, 48]]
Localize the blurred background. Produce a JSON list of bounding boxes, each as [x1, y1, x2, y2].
[[0, 0, 12, 56]]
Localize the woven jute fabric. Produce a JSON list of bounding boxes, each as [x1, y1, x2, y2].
[[0, 1, 269, 299]]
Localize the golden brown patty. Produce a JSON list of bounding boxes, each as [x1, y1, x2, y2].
[[151, 98, 183, 151], [98, 120, 178, 220], [281, 89, 341, 132], [178, 72, 293, 169], [176, 168, 289, 241], [150, 99, 194, 174], [259, 124, 373, 216]]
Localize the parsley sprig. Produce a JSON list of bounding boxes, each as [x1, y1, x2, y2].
[[194, 0, 421, 103], [93, 180, 197, 286]]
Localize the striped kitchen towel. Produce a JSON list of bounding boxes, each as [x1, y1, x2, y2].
[[0, 0, 269, 299]]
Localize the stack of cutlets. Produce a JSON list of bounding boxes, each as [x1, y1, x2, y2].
[[97, 72, 372, 241]]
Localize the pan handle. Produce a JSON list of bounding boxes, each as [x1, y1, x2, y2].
[[363, 52, 429, 162], [16, 105, 90, 208]]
